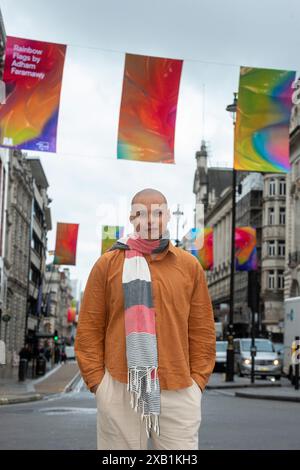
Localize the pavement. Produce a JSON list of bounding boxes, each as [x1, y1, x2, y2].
[[208, 372, 300, 403], [1, 363, 299, 405], [0, 361, 80, 405]]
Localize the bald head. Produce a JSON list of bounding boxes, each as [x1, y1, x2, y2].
[[131, 188, 167, 206], [130, 188, 170, 240]]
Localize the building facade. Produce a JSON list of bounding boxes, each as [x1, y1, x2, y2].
[[0, 148, 9, 347], [261, 174, 287, 338], [285, 102, 300, 299], [193, 141, 232, 228], [205, 173, 264, 337], [3, 150, 34, 365], [44, 265, 75, 345]]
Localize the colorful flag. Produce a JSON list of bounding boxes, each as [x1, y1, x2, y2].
[[53, 223, 79, 265], [67, 307, 76, 323], [101, 225, 124, 254], [183, 227, 214, 270], [235, 227, 258, 271], [0, 36, 66, 152], [117, 53, 183, 164], [234, 66, 296, 173]]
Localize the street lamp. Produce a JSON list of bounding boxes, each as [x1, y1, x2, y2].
[[225, 92, 238, 382], [172, 204, 184, 247]]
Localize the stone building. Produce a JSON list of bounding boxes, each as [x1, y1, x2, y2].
[[285, 102, 300, 299], [3, 150, 34, 365], [261, 174, 287, 338], [25, 158, 52, 342]]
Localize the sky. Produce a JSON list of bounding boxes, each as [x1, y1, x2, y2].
[[1, 0, 300, 290]]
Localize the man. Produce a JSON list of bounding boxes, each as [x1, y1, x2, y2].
[[75, 188, 215, 450], [19, 343, 32, 361]]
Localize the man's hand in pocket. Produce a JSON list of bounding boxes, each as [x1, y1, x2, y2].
[[90, 383, 100, 394]]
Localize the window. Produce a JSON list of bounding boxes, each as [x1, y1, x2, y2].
[[269, 179, 276, 196], [216, 342, 228, 352], [30, 263, 41, 287], [279, 178, 286, 196], [279, 207, 286, 225], [278, 270, 284, 289], [268, 207, 275, 225], [241, 339, 274, 352], [278, 240, 285, 257], [268, 270, 275, 289], [268, 241, 276, 256]]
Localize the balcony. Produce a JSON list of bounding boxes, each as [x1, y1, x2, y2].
[[288, 251, 300, 268]]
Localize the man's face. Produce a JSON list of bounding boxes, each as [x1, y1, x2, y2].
[[129, 197, 170, 240]]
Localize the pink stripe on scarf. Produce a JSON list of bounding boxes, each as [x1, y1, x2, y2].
[[127, 236, 161, 254], [125, 305, 156, 335]]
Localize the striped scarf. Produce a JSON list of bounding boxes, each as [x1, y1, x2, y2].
[[108, 230, 170, 437]]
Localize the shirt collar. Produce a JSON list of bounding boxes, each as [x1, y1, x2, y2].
[[167, 240, 178, 257]]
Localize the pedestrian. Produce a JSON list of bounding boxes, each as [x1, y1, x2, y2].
[[75, 188, 216, 450], [54, 345, 61, 364], [19, 343, 32, 361], [61, 349, 67, 364], [44, 347, 51, 362]]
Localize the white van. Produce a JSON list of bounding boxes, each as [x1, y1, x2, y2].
[[65, 346, 75, 360], [234, 338, 281, 380]]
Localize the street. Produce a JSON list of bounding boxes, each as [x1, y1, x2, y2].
[[0, 375, 299, 450]]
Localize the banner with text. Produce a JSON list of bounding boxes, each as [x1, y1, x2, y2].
[[0, 36, 66, 152]]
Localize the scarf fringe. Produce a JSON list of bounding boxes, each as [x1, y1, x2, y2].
[[128, 366, 160, 437]]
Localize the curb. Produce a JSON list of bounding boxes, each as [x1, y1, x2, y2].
[[0, 394, 44, 405], [63, 371, 81, 393], [235, 391, 300, 403], [207, 383, 282, 390], [33, 364, 62, 385]]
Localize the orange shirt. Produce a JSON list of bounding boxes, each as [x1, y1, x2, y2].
[[75, 241, 216, 392]]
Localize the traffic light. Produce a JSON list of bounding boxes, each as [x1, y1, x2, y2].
[[53, 330, 59, 342]]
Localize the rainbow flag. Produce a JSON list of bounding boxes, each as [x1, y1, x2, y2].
[[117, 53, 183, 164], [0, 36, 66, 152], [183, 227, 214, 270], [53, 223, 79, 265], [235, 227, 257, 271], [101, 225, 124, 254], [67, 307, 76, 323], [234, 66, 296, 173]]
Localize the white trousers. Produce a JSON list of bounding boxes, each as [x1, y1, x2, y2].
[[96, 368, 202, 450]]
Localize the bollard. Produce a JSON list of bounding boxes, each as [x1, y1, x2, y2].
[[35, 357, 46, 376]]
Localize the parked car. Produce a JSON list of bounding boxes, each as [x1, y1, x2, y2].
[[214, 341, 227, 372], [234, 338, 281, 380]]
